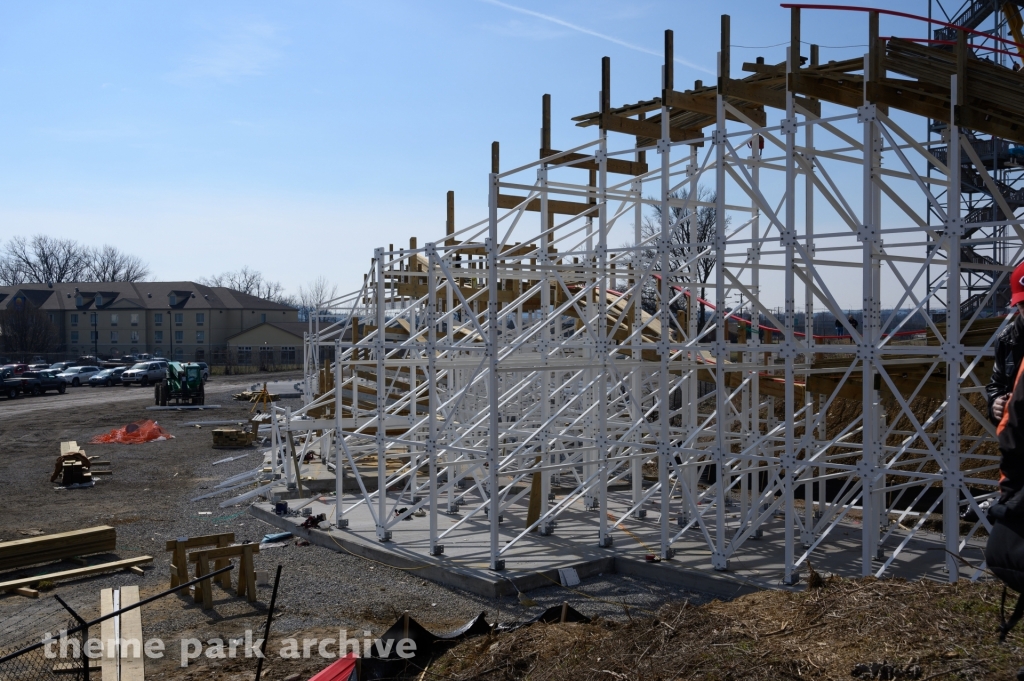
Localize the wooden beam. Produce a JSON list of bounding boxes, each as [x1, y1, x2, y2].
[[0, 556, 154, 592], [788, 72, 864, 109], [119, 586, 145, 681], [600, 113, 695, 141], [498, 193, 594, 216], [541, 149, 648, 175]]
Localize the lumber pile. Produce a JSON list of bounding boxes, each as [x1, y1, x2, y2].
[[50, 441, 113, 485], [212, 428, 254, 448], [232, 389, 280, 402], [0, 525, 117, 570]]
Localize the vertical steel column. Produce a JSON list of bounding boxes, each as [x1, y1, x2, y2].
[[334, 338, 345, 528], [657, 29, 674, 560], [944, 69, 963, 581], [374, 248, 390, 542], [427, 244, 442, 555], [781, 36, 799, 585], [487, 142, 504, 571], [597, 56, 612, 548], [710, 17, 728, 571]]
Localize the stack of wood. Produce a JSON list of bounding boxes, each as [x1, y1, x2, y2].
[[212, 428, 254, 448], [232, 388, 280, 402], [51, 441, 113, 486], [0, 526, 152, 598]]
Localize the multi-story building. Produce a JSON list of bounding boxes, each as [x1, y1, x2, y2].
[[0, 281, 298, 364]]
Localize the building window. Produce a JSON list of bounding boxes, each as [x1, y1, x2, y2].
[[71, 346, 79, 354], [196, 330, 205, 343], [90, 331, 98, 342], [71, 314, 78, 326], [154, 347, 163, 356], [95, 294, 104, 306], [175, 330, 184, 343], [196, 312, 205, 326], [237, 346, 252, 364], [169, 294, 177, 306], [110, 314, 118, 326], [70, 331, 79, 344], [75, 295, 83, 306], [195, 349, 205, 361], [260, 313, 267, 323], [154, 313, 163, 326], [281, 346, 296, 363], [130, 331, 139, 343], [175, 313, 183, 326], [48, 313, 55, 324], [154, 331, 163, 343], [130, 313, 139, 326], [175, 347, 183, 358], [110, 331, 118, 343], [90, 312, 97, 325]]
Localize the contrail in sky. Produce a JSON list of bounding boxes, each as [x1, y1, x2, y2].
[[480, 0, 715, 76]]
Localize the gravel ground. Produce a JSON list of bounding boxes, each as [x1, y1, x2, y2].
[[0, 373, 710, 680]]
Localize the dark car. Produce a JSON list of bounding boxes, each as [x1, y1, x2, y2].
[[1, 364, 29, 376], [1, 367, 23, 398], [27, 363, 50, 370], [89, 367, 126, 387], [49, 361, 73, 372], [19, 370, 67, 395]]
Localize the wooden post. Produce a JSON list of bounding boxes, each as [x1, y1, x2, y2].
[[491, 141, 500, 174], [790, 8, 800, 71], [663, 29, 673, 95], [541, 93, 551, 156], [446, 190, 456, 246], [720, 15, 730, 89]]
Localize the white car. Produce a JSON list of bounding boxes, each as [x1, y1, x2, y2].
[[121, 361, 167, 386], [57, 366, 101, 387]]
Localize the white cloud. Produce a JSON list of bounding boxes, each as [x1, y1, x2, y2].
[[479, 0, 714, 75], [172, 21, 285, 82]]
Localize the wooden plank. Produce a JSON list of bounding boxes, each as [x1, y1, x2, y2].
[[100, 588, 117, 681], [541, 149, 648, 176], [119, 586, 145, 681], [187, 544, 260, 562], [599, 113, 694, 142], [14, 587, 38, 598], [788, 72, 863, 109], [164, 533, 234, 552], [0, 556, 154, 592], [497, 194, 593, 216], [0, 526, 117, 570]]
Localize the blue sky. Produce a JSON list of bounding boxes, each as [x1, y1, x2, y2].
[[0, 1, 931, 297]]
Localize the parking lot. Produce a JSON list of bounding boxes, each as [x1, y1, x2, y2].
[[0, 375, 291, 417]]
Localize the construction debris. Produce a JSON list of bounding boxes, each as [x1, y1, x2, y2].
[[50, 441, 112, 485], [212, 427, 254, 448]]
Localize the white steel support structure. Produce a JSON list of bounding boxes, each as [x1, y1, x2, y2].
[[281, 6, 1024, 583]]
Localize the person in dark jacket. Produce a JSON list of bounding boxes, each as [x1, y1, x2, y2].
[[988, 261, 1024, 423]]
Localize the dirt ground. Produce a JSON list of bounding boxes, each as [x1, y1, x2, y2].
[[0, 372, 708, 681]]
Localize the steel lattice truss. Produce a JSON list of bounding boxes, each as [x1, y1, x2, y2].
[[275, 6, 1024, 584]]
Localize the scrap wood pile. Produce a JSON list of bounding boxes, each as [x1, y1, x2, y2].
[[431, 577, 1022, 681], [233, 384, 280, 402], [50, 441, 112, 486]]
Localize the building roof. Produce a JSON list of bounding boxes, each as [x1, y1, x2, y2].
[[0, 282, 297, 312], [225, 321, 308, 342]]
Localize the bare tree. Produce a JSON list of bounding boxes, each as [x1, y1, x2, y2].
[[0, 236, 91, 285], [87, 245, 150, 282], [630, 186, 723, 326], [299, 276, 339, 311], [199, 266, 295, 305], [0, 236, 150, 285]]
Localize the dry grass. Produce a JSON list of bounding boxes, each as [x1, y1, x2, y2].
[[430, 577, 1023, 680]]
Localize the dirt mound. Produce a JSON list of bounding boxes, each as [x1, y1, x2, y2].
[[431, 577, 1022, 680]]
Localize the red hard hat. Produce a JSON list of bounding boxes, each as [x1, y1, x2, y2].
[[1013, 261, 1024, 306]]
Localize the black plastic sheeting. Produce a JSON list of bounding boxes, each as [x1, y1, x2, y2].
[[359, 604, 590, 680]]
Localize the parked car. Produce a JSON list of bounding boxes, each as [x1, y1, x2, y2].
[[49, 361, 73, 372], [19, 370, 67, 395], [89, 367, 126, 387], [27, 363, 50, 370], [121, 361, 166, 386], [196, 362, 210, 381], [1, 367, 23, 398], [57, 366, 101, 387], [1, 363, 29, 376]]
